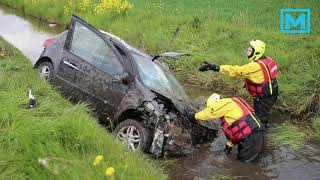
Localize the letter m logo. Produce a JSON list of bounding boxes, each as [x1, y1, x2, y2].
[[280, 8, 310, 34]]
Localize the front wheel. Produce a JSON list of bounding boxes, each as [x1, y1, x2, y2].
[[114, 119, 152, 152], [37, 61, 53, 81]]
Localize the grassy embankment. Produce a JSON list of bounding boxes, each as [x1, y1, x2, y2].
[[1, 0, 319, 146], [0, 37, 165, 179]]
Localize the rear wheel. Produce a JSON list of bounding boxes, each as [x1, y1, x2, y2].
[[114, 119, 152, 152], [37, 61, 53, 81]]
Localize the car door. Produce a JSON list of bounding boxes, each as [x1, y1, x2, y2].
[[54, 15, 130, 118]]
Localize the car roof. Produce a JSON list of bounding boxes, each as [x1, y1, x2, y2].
[[99, 30, 152, 59]]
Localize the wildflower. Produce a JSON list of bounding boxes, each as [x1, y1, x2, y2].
[[93, 155, 104, 166], [105, 166, 115, 176], [94, 0, 134, 15], [38, 157, 50, 168], [79, 0, 92, 12], [64, 0, 74, 16]]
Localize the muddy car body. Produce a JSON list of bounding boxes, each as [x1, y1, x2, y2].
[[35, 15, 216, 157]]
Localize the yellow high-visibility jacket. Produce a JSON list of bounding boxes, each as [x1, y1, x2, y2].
[[219, 62, 264, 84], [195, 98, 243, 125], [195, 98, 245, 147]]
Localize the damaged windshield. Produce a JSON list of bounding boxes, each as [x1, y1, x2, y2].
[[133, 53, 190, 103]]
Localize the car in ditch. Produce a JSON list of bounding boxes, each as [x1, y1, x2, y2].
[[34, 15, 217, 157]]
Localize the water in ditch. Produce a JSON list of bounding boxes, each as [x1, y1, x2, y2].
[[1, 5, 320, 180]]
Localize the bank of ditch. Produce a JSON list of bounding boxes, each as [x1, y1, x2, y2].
[[1, 0, 319, 145], [0, 37, 166, 179]]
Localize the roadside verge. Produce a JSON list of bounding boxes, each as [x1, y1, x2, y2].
[[0, 37, 166, 179]]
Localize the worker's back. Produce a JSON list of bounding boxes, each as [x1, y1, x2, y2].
[[195, 98, 245, 125]]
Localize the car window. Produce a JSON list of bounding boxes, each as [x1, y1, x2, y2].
[[70, 22, 124, 76], [133, 53, 190, 103]]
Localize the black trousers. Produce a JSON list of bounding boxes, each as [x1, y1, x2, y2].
[[237, 128, 265, 162], [253, 95, 278, 124]]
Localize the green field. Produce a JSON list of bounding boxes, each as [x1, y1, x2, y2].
[[2, 0, 319, 115], [0, 37, 165, 179], [1, 0, 319, 146]]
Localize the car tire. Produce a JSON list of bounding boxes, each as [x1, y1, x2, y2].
[[37, 61, 53, 81], [114, 119, 152, 153]]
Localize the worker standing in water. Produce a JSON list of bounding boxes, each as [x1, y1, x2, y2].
[[198, 40, 279, 128], [192, 93, 265, 162]]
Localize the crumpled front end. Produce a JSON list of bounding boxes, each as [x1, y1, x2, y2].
[[149, 113, 193, 158], [138, 98, 216, 158]]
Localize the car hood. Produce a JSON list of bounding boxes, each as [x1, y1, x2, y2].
[[151, 90, 218, 130]]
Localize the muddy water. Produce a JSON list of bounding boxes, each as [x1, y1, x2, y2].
[[164, 104, 320, 179], [170, 70, 320, 180], [0, 5, 63, 64], [1, 5, 320, 180]]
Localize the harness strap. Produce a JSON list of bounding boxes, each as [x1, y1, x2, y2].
[[233, 98, 261, 128], [236, 97, 255, 113], [256, 60, 273, 95]]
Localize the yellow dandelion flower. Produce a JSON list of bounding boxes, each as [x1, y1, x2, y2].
[[64, 0, 74, 16], [79, 0, 91, 12], [105, 167, 115, 176], [93, 155, 103, 166]]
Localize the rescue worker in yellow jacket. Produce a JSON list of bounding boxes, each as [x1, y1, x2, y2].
[[198, 40, 279, 127], [194, 93, 265, 162]]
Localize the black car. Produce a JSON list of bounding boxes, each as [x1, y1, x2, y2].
[[35, 15, 216, 157]]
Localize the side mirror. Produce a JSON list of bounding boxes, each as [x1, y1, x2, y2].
[[120, 72, 130, 85]]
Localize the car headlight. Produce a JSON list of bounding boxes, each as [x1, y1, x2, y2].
[[143, 100, 164, 117]]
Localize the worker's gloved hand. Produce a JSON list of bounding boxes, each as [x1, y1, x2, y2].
[[224, 141, 234, 154], [211, 64, 220, 72], [184, 106, 198, 124], [198, 61, 220, 72], [224, 145, 233, 154], [186, 110, 197, 124]]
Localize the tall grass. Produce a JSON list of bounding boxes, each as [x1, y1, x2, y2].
[[1, 0, 319, 115], [312, 115, 320, 139], [271, 122, 308, 150], [0, 37, 165, 179]]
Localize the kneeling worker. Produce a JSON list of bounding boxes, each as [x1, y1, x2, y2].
[[194, 93, 265, 162]]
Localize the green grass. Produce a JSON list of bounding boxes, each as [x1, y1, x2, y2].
[[0, 37, 166, 179], [1, 0, 319, 114], [1, 0, 319, 148], [271, 122, 309, 150], [312, 115, 320, 139], [2, 0, 319, 115]]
